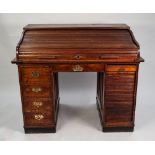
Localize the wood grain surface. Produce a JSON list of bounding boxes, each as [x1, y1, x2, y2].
[[12, 24, 144, 133]]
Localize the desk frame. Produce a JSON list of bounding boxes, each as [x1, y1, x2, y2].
[[12, 59, 143, 133]]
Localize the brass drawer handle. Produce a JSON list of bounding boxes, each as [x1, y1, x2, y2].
[[33, 101, 43, 108], [72, 65, 84, 72], [34, 114, 44, 120], [31, 71, 40, 78], [32, 87, 42, 93]]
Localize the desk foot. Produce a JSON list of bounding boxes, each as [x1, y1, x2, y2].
[[102, 127, 134, 132], [24, 127, 56, 134]]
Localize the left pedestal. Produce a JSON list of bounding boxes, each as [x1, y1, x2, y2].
[[18, 65, 59, 133]]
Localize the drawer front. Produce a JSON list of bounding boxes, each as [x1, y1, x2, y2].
[[19, 66, 51, 83], [106, 65, 137, 72], [22, 85, 51, 98], [22, 98, 53, 113], [52, 63, 104, 72], [24, 112, 54, 127]]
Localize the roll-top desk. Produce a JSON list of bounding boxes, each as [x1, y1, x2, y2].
[[11, 24, 144, 133]]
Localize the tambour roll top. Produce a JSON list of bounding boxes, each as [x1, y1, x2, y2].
[[13, 24, 143, 63]]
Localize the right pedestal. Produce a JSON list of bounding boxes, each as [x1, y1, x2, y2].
[[97, 64, 139, 132]]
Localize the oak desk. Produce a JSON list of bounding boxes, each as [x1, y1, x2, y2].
[[12, 24, 144, 133]]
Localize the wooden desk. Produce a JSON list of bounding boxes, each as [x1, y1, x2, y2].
[[12, 24, 144, 133]]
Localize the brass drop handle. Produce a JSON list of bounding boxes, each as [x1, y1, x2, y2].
[[33, 101, 43, 108], [32, 87, 42, 93], [31, 71, 40, 78], [72, 65, 84, 72], [34, 114, 44, 120]]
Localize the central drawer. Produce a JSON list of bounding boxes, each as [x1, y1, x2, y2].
[[52, 63, 104, 72]]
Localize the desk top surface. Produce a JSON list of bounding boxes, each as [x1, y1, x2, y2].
[[24, 24, 130, 30]]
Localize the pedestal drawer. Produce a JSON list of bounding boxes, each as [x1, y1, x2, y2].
[[22, 85, 51, 98], [24, 112, 54, 127], [106, 65, 137, 72], [22, 98, 54, 113], [19, 66, 51, 83]]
